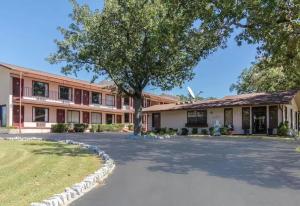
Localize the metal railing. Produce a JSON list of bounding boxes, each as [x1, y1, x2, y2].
[[23, 87, 120, 108]]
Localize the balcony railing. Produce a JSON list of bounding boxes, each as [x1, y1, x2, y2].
[[22, 87, 123, 109]]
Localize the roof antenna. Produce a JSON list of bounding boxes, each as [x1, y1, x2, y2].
[[187, 86, 196, 103]]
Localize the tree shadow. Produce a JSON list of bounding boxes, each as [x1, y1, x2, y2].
[[24, 141, 95, 157], [6, 133, 300, 190]]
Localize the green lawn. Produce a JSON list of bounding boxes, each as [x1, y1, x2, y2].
[[296, 147, 300, 153], [0, 140, 101, 206]]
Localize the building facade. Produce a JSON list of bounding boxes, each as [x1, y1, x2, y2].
[[144, 91, 300, 135], [0, 63, 178, 133]]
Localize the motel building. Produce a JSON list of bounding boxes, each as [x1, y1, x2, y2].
[[0, 63, 178, 133], [143, 90, 300, 135]]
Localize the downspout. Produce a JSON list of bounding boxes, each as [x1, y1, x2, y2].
[[19, 72, 23, 135]]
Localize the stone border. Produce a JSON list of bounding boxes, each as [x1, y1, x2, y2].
[[0, 137, 115, 206]]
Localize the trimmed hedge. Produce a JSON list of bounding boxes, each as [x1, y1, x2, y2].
[[192, 128, 198, 134], [98, 124, 125, 132], [51, 124, 69, 133], [201, 129, 208, 135], [181, 128, 189, 135], [74, 124, 89, 133]]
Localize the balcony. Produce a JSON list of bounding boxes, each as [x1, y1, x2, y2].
[[20, 87, 127, 110], [22, 87, 72, 104]]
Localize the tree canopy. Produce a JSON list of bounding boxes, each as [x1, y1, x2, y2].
[[230, 0, 300, 93], [48, 0, 299, 134], [48, 0, 234, 134], [230, 63, 299, 94]]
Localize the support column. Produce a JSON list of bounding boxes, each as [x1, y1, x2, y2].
[[250, 106, 252, 134], [266, 105, 269, 134], [8, 95, 13, 127], [102, 113, 106, 124]]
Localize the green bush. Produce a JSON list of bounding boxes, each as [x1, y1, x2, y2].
[[127, 124, 133, 131], [278, 121, 289, 136], [98, 124, 125, 132], [209, 127, 215, 136], [220, 127, 229, 135], [192, 128, 198, 134], [51, 123, 69, 133], [167, 128, 177, 135], [181, 128, 189, 135], [90, 124, 98, 133], [74, 124, 88, 133], [201, 129, 208, 135]]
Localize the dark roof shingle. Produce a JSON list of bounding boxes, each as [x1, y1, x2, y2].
[[143, 90, 299, 112]]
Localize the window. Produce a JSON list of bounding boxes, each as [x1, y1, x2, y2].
[[33, 81, 49, 97], [105, 95, 115, 106], [224, 108, 233, 127], [106, 114, 113, 124], [269, 106, 278, 129], [67, 110, 80, 123], [187, 110, 207, 127], [91, 92, 101, 104], [124, 113, 130, 123], [123, 97, 130, 106], [59, 86, 72, 101], [91, 113, 102, 124], [147, 99, 151, 107], [33, 107, 49, 122], [242, 107, 250, 130]]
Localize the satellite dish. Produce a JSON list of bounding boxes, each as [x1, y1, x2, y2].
[[187, 87, 196, 99]]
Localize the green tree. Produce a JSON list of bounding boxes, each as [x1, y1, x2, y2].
[[48, 0, 232, 135], [230, 0, 300, 92], [230, 62, 299, 94], [237, 0, 299, 70]]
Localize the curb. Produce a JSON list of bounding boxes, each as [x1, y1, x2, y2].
[[0, 137, 115, 206]]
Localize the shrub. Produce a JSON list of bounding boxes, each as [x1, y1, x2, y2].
[[160, 127, 167, 133], [167, 128, 177, 135], [278, 121, 289, 136], [51, 123, 69, 133], [128, 124, 133, 131], [192, 128, 198, 134], [181, 128, 189, 135], [209, 127, 215, 136], [90, 124, 98, 133], [74, 124, 88, 133], [168, 128, 178, 133], [201, 129, 208, 135], [220, 127, 229, 135], [98, 124, 125, 132]]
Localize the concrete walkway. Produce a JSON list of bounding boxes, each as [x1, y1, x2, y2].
[[6, 133, 300, 206]]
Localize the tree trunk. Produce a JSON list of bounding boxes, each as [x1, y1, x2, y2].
[[133, 93, 143, 136]]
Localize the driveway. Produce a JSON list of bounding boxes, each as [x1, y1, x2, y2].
[[7, 133, 300, 206]]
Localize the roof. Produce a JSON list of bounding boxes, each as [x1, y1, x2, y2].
[[0, 62, 101, 87], [0, 62, 178, 102], [143, 90, 300, 112]]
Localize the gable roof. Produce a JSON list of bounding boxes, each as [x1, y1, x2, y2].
[[143, 90, 300, 112]]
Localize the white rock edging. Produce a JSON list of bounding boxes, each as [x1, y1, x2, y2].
[[0, 137, 115, 206]]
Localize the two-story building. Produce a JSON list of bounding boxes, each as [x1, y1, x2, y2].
[[0, 63, 178, 133]]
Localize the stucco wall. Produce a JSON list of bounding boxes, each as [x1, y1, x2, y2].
[[147, 108, 240, 133], [146, 103, 300, 134], [0, 67, 11, 126], [284, 99, 299, 129]]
